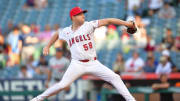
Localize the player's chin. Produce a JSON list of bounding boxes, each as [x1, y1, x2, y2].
[[81, 18, 85, 22], [79, 20, 85, 24]]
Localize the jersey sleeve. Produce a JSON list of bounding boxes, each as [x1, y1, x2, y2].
[[58, 29, 66, 40], [155, 64, 161, 74], [89, 20, 99, 28], [18, 35, 23, 41]]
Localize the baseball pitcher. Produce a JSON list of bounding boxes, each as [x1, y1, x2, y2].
[[31, 7, 137, 101]]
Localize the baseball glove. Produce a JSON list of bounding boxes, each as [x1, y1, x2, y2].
[[127, 21, 137, 34]]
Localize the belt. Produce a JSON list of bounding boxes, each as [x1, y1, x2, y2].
[[79, 57, 97, 62]]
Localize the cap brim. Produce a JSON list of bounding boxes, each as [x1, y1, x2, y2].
[[83, 10, 87, 13], [75, 10, 87, 16]]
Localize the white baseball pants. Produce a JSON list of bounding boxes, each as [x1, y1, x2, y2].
[[34, 59, 135, 101]]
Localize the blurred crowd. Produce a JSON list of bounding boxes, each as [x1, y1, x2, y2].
[[0, 22, 71, 81], [23, 0, 48, 9], [0, 0, 179, 83], [94, 0, 180, 75]]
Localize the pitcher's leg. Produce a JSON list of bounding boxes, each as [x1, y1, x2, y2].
[[91, 61, 135, 101], [31, 61, 84, 101]]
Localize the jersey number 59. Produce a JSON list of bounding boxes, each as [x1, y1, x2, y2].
[[83, 42, 93, 51]]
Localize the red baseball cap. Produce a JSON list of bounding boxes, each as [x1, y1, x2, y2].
[[70, 7, 87, 19]]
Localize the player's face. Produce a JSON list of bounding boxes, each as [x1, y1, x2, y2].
[[21, 25, 31, 34], [72, 13, 85, 24], [160, 75, 168, 83], [133, 52, 139, 59], [55, 51, 63, 59]]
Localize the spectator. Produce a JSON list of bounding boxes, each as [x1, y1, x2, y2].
[[162, 50, 178, 72], [144, 35, 156, 52], [34, 0, 48, 9], [126, 0, 143, 16], [162, 28, 175, 50], [152, 74, 173, 101], [19, 24, 39, 64], [172, 36, 180, 52], [7, 26, 21, 54], [142, 9, 155, 24], [46, 48, 70, 87], [38, 24, 53, 45], [125, 51, 145, 72], [26, 55, 36, 76], [24, 0, 35, 8], [0, 46, 6, 69], [18, 65, 33, 78], [106, 25, 119, 49], [143, 57, 157, 73], [30, 23, 40, 34], [120, 27, 131, 53], [155, 56, 172, 74], [0, 33, 5, 49], [37, 55, 48, 67], [0, 33, 9, 67], [158, 2, 176, 19], [107, 25, 119, 40], [121, 27, 130, 45], [164, 0, 173, 4], [4, 26, 21, 65], [23, 0, 47, 9], [113, 53, 125, 74], [149, 0, 163, 13], [7, 50, 20, 65], [46, 48, 70, 100], [174, 0, 180, 7], [34, 55, 49, 79]]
